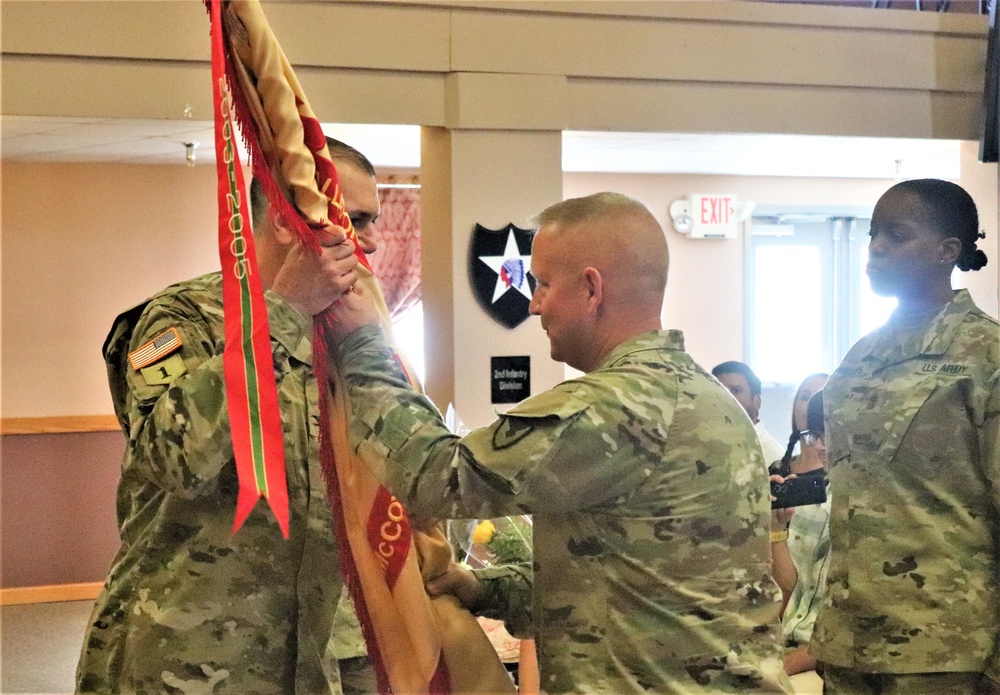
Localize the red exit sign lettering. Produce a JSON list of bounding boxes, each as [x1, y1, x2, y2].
[[699, 196, 735, 225], [691, 194, 739, 238]]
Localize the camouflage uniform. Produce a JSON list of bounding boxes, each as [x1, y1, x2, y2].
[[812, 290, 1000, 684], [331, 595, 374, 695], [77, 272, 366, 695], [339, 326, 792, 694]]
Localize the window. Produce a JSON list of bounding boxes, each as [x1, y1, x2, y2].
[[745, 209, 896, 385], [749, 232, 830, 384], [391, 301, 426, 386]]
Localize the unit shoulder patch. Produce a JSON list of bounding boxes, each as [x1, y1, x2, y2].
[[139, 353, 187, 386]]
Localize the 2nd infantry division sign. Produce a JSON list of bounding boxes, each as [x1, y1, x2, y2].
[[470, 223, 536, 328]]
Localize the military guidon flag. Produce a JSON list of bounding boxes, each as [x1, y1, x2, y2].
[[203, 3, 515, 694]]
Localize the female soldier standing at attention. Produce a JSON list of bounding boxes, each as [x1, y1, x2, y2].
[[811, 178, 999, 694]]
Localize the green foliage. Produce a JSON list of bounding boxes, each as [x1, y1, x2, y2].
[[483, 515, 533, 565]]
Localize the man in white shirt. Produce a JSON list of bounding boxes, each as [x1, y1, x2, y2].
[[712, 361, 786, 467]]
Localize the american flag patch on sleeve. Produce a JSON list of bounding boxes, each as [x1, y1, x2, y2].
[[128, 327, 183, 370]]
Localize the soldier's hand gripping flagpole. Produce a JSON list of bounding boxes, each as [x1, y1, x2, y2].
[[206, 2, 450, 692]]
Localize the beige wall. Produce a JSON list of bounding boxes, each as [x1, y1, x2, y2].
[[2, 431, 123, 587], [1, 163, 221, 417], [421, 128, 565, 428], [4, 158, 995, 419]]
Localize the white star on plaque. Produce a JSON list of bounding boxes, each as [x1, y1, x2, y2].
[[477, 229, 533, 303]]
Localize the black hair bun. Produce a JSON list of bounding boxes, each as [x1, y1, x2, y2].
[[957, 248, 988, 272]]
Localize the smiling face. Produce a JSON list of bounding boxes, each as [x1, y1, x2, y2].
[[866, 188, 955, 301], [528, 225, 594, 370]]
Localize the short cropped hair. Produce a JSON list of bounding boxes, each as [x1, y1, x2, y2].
[[711, 361, 762, 397], [249, 136, 376, 228], [536, 191, 654, 229], [534, 192, 669, 297]]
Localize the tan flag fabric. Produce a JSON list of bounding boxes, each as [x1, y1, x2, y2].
[[213, 2, 517, 692]]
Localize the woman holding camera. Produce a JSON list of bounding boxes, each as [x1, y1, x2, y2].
[[770, 389, 830, 681], [810, 179, 999, 695], [774, 373, 829, 478]]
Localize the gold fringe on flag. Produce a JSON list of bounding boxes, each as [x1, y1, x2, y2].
[[209, 2, 517, 692]]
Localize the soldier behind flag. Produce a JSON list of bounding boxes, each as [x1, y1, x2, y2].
[[327, 192, 793, 693], [77, 138, 379, 695]]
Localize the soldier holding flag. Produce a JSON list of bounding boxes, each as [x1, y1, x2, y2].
[[329, 192, 793, 694], [76, 139, 378, 695]]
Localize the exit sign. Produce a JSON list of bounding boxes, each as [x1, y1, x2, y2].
[[691, 194, 738, 238]]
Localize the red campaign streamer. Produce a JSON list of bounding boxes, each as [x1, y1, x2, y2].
[[207, 2, 402, 688], [204, 3, 478, 693], [206, 2, 397, 686], [209, 0, 289, 538]]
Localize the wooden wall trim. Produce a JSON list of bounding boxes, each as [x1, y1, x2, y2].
[[0, 415, 120, 435], [0, 582, 103, 606]]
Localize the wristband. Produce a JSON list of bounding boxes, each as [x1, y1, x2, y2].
[[770, 529, 789, 543]]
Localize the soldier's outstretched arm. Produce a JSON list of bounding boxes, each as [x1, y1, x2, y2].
[[335, 325, 653, 520], [425, 559, 534, 639]]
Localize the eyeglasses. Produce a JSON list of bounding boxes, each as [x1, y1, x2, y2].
[[799, 430, 824, 446]]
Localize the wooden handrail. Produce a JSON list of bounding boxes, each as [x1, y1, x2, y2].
[[0, 582, 104, 606], [0, 415, 120, 435]]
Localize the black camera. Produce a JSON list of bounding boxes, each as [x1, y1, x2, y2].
[[770, 473, 827, 509]]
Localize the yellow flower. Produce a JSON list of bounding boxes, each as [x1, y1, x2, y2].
[[471, 519, 496, 545]]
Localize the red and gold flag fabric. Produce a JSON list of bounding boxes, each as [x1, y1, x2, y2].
[[207, 2, 516, 693]]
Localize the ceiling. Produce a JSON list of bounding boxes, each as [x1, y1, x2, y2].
[[1, 116, 964, 179]]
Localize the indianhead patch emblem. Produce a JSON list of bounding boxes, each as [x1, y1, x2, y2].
[[470, 223, 536, 329]]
